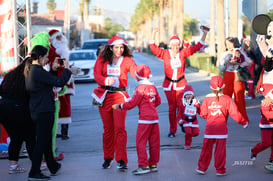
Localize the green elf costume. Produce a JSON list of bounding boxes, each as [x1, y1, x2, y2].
[[30, 32, 64, 161]]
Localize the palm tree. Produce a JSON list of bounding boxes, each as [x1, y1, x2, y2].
[[229, 0, 238, 37], [47, 0, 56, 14]]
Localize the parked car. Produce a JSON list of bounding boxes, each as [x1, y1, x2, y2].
[[81, 38, 108, 51], [69, 50, 97, 82]]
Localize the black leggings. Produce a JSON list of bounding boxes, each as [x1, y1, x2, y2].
[[29, 111, 59, 176], [0, 98, 36, 161]]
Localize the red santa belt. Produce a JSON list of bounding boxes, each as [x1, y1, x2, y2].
[[100, 85, 126, 92], [166, 76, 184, 83]]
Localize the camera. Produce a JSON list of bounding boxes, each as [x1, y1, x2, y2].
[[58, 58, 64, 65], [200, 25, 210, 31]]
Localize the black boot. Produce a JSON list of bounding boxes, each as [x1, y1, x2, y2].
[[61, 124, 69, 140]]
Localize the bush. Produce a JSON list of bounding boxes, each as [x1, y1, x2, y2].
[[188, 53, 220, 74]]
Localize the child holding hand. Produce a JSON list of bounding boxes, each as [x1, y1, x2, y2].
[[112, 64, 161, 175]]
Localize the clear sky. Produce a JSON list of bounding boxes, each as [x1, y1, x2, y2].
[[18, 0, 273, 20]]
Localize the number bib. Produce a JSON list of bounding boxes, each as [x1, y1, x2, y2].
[[107, 65, 121, 77], [171, 57, 181, 69], [184, 104, 197, 116]]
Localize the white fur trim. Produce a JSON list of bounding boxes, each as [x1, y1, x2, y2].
[[169, 39, 180, 45], [58, 117, 72, 124], [183, 123, 199, 128], [65, 88, 75, 96], [183, 91, 194, 96], [138, 79, 153, 85], [50, 31, 62, 40], [110, 39, 126, 45], [265, 89, 273, 100], [204, 134, 228, 139], [138, 120, 159, 124], [210, 84, 225, 91]]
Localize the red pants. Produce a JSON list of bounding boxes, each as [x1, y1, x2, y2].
[[197, 138, 226, 174], [252, 129, 273, 161], [99, 93, 128, 164], [184, 127, 199, 146], [136, 123, 160, 167], [246, 61, 255, 98], [223, 71, 249, 121], [164, 88, 184, 133]]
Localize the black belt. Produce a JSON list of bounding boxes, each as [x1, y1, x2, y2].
[[101, 86, 125, 92], [166, 76, 184, 83]]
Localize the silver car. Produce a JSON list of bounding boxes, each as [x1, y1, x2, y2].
[[69, 50, 97, 82]]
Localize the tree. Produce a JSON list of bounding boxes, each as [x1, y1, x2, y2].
[[104, 18, 124, 38], [47, 0, 56, 14]]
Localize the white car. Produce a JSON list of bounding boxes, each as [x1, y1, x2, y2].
[[69, 50, 97, 82]]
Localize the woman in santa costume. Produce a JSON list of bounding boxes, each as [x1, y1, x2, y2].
[[92, 36, 137, 170], [196, 76, 248, 176], [177, 85, 200, 150], [48, 29, 75, 141], [149, 27, 208, 138], [252, 34, 273, 171], [219, 37, 252, 123], [112, 64, 161, 175]]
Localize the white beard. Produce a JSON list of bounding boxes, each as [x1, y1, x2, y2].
[[52, 35, 69, 61]]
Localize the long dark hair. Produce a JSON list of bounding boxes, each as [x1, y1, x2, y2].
[[99, 44, 133, 64], [1, 57, 30, 99], [225, 37, 241, 50], [24, 45, 48, 77]]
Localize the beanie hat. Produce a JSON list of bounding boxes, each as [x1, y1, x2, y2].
[[135, 64, 152, 80], [183, 85, 194, 96], [108, 36, 128, 46], [169, 36, 180, 45], [260, 84, 273, 100], [210, 76, 225, 91], [49, 29, 62, 40]]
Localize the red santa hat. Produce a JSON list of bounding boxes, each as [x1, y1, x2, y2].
[[135, 64, 152, 80], [260, 84, 273, 100], [49, 29, 62, 40], [169, 36, 180, 45], [108, 36, 128, 46], [210, 76, 225, 91], [183, 85, 194, 96], [183, 39, 190, 48]]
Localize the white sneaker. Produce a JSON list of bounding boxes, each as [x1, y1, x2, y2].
[[195, 169, 205, 175]]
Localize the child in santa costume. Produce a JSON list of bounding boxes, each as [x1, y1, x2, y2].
[[92, 36, 137, 170], [112, 64, 161, 175], [149, 27, 208, 138], [196, 76, 248, 176], [48, 29, 75, 141], [177, 85, 200, 150]]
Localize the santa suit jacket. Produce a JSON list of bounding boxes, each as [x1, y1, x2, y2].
[[177, 98, 200, 128], [260, 102, 273, 129], [200, 93, 248, 139], [121, 80, 161, 123], [149, 42, 204, 91], [92, 56, 137, 104]]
